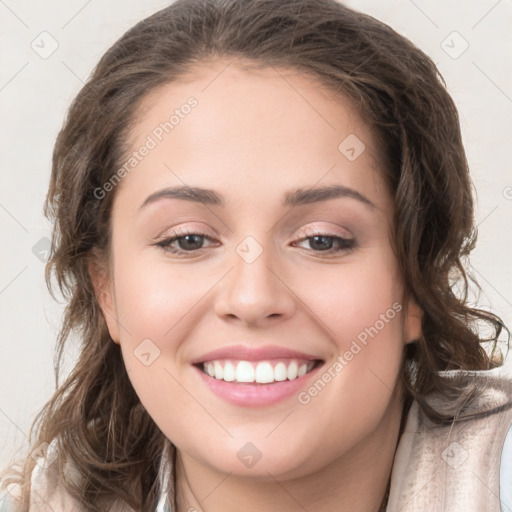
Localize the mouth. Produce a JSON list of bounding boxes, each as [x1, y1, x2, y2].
[[190, 345, 326, 405], [194, 358, 324, 385]]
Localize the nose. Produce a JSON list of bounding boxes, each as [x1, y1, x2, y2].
[[213, 241, 296, 328]]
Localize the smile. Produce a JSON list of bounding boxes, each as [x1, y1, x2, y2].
[[193, 358, 325, 407], [201, 359, 319, 384]]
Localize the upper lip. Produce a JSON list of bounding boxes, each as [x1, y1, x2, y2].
[[191, 345, 323, 364]]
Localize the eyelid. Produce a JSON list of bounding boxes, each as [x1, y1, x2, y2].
[[293, 223, 353, 239], [154, 222, 354, 242], [152, 221, 357, 257], [155, 223, 216, 240]]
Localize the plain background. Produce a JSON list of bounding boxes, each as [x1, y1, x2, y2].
[[1, 0, 511, 467]]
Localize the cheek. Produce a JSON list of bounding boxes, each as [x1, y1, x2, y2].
[[300, 251, 404, 346], [110, 254, 210, 435], [294, 251, 406, 403], [112, 253, 214, 345]]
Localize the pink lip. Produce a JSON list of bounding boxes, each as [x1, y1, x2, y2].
[[191, 344, 321, 364], [193, 362, 324, 407]]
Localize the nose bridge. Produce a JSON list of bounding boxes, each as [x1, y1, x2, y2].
[[214, 235, 295, 325]]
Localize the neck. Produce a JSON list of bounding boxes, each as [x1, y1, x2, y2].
[[173, 395, 407, 512]]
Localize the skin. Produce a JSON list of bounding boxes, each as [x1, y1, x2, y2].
[[91, 59, 422, 512]]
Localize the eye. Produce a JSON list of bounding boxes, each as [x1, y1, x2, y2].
[[153, 230, 356, 256], [293, 233, 356, 254], [155, 232, 218, 255]]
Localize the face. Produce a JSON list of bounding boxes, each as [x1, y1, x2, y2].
[[92, 59, 421, 480]]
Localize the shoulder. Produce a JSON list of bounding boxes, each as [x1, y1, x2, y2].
[[0, 487, 18, 512], [387, 368, 512, 511], [1, 439, 172, 512], [0, 439, 84, 512], [500, 407, 512, 512], [436, 368, 512, 512], [415, 367, 512, 434], [431, 367, 512, 414], [418, 367, 512, 446]]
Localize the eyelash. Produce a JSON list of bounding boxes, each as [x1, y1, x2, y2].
[[154, 229, 356, 256]]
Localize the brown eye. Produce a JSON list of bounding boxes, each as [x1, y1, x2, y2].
[[176, 234, 205, 251], [294, 234, 356, 254], [155, 232, 218, 255]]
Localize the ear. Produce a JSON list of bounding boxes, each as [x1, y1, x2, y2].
[[88, 252, 120, 344], [403, 294, 422, 344]]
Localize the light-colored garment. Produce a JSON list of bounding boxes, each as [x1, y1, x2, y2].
[[501, 421, 512, 512], [386, 370, 512, 512], [1, 370, 512, 511]]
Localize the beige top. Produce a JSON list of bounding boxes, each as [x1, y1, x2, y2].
[[1, 370, 512, 511], [386, 370, 512, 511]]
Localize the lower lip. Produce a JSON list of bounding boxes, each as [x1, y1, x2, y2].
[[193, 363, 323, 407]]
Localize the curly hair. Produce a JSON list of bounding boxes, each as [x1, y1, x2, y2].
[[1, 0, 509, 510]]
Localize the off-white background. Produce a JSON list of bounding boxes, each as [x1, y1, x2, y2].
[[1, 0, 511, 467]]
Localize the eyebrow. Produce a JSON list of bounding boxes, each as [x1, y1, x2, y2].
[[139, 184, 375, 211]]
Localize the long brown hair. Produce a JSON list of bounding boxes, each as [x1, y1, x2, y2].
[[1, 0, 509, 510]]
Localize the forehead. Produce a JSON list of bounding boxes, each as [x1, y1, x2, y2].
[[117, 59, 389, 211]]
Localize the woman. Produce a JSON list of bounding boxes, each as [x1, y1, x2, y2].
[[1, 0, 511, 510]]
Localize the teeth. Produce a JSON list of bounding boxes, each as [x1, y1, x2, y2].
[[223, 362, 236, 382], [274, 362, 288, 381], [255, 362, 274, 383], [298, 363, 307, 377], [287, 361, 298, 380], [214, 361, 223, 380], [236, 361, 255, 382], [202, 359, 316, 384]]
